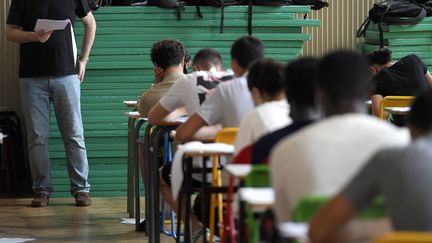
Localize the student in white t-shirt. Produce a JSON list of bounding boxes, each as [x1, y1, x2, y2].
[[234, 58, 291, 155], [175, 36, 264, 142]]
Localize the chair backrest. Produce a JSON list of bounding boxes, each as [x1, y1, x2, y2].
[[214, 127, 239, 144], [244, 164, 270, 187], [379, 96, 415, 120], [292, 196, 386, 222], [375, 232, 432, 243]]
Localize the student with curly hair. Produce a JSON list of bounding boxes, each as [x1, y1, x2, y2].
[[136, 39, 187, 117]]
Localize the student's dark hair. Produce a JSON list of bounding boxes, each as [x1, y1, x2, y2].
[[408, 90, 432, 134], [285, 57, 319, 107], [247, 59, 285, 97], [151, 39, 185, 69], [319, 50, 371, 103], [231, 36, 265, 69], [192, 48, 222, 70], [366, 48, 392, 66]]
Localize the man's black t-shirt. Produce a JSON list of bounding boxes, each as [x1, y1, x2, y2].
[[373, 54, 429, 97], [6, 0, 90, 78]]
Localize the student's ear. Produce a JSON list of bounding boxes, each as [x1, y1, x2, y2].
[[192, 64, 200, 72], [370, 66, 378, 76]]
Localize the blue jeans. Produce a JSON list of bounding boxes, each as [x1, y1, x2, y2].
[[19, 75, 90, 196]]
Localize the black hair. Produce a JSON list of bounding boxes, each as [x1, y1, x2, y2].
[[150, 39, 185, 69], [319, 50, 371, 103], [192, 48, 222, 70], [366, 48, 392, 66], [408, 89, 432, 134], [231, 36, 265, 69], [247, 59, 285, 98], [285, 57, 320, 108]]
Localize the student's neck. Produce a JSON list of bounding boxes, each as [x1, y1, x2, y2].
[[164, 65, 183, 77], [324, 100, 366, 117]]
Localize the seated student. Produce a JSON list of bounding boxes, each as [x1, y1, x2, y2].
[[234, 57, 321, 164], [158, 36, 264, 242], [136, 39, 186, 117], [309, 90, 432, 243], [175, 36, 264, 142], [368, 48, 432, 118], [148, 48, 234, 125], [270, 50, 410, 225], [234, 58, 291, 155]]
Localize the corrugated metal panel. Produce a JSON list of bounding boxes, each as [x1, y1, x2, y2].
[[0, 0, 20, 111], [303, 0, 376, 56]]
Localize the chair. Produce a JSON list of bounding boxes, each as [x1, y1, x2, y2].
[[244, 164, 271, 243], [379, 96, 415, 120], [292, 196, 385, 223], [375, 232, 432, 243], [209, 127, 239, 242]]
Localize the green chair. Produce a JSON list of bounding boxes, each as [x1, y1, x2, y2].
[[244, 164, 271, 243], [292, 195, 386, 223]]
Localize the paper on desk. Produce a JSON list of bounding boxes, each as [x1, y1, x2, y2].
[[239, 187, 275, 205], [171, 141, 234, 200], [34, 19, 77, 67], [278, 222, 309, 242], [34, 19, 70, 32]]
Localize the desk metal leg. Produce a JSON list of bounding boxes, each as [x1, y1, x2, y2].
[[143, 124, 152, 235], [184, 157, 193, 243], [134, 120, 146, 231], [127, 117, 136, 218], [201, 158, 208, 243]]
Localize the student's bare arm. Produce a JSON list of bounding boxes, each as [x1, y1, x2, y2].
[[148, 103, 171, 125], [425, 71, 432, 87], [6, 25, 53, 43], [176, 113, 207, 143], [371, 94, 384, 117], [309, 195, 391, 243]]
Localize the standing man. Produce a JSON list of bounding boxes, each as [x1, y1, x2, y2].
[[6, 0, 96, 207]]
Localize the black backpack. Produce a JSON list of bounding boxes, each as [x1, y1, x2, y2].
[[357, 0, 428, 48]]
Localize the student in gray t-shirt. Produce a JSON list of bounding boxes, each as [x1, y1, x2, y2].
[[308, 90, 432, 243]]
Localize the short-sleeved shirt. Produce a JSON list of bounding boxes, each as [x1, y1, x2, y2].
[[270, 113, 410, 224], [136, 72, 184, 117], [373, 55, 429, 97], [159, 70, 234, 116], [197, 75, 254, 127], [251, 120, 314, 164], [234, 99, 291, 155], [7, 0, 90, 78], [342, 134, 432, 230]]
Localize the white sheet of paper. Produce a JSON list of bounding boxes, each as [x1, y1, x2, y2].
[[34, 19, 70, 32], [120, 217, 144, 225], [34, 19, 77, 66]]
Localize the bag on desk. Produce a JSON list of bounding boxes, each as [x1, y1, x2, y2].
[[357, 0, 427, 48]]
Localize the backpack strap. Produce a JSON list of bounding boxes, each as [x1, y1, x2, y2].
[[248, 0, 253, 35], [356, 17, 371, 38], [220, 0, 225, 33], [195, 0, 203, 18]]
